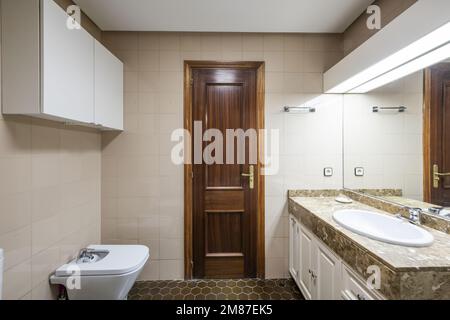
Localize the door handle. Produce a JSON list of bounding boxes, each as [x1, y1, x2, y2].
[[433, 164, 450, 188], [241, 165, 254, 189]]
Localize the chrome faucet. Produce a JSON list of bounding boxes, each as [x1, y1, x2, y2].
[[78, 248, 95, 260], [428, 207, 450, 218], [408, 208, 422, 225]]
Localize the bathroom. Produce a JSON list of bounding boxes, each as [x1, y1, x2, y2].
[[0, 0, 450, 306]]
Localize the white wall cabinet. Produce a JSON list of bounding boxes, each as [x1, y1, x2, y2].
[[41, 0, 95, 124], [289, 214, 383, 300], [1, 0, 123, 130], [94, 40, 124, 130]]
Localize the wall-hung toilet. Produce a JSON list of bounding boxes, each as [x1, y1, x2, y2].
[[50, 245, 149, 300]]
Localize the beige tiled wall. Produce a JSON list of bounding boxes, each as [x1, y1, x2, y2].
[[0, 20, 102, 300], [0, 117, 102, 300], [101, 32, 344, 280], [343, 71, 424, 200]]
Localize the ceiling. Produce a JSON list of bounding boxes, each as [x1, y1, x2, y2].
[[73, 0, 373, 33]]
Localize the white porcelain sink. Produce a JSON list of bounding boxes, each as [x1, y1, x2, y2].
[[333, 209, 434, 247]]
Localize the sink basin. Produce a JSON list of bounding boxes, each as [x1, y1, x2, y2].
[[333, 209, 434, 247]]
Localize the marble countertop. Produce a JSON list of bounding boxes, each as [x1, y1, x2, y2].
[[290, 196, 450, 271], [381, 196, 436, 210]]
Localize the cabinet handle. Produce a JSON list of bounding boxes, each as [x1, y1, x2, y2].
[[308, 269, 318, 281], [356, 294, 366, 301]]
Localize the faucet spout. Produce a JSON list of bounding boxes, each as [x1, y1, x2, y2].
[[407, 207, 422, 225]]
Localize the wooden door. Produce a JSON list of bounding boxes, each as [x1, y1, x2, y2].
[[192, 67, 258, 279], [426, 64, 450, 206]]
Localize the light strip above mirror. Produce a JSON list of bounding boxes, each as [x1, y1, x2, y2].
[[350, 42, 450, 93], [324, 0, 450, 94]]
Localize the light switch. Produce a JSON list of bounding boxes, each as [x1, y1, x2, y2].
[[324, 167, 333, 177], [355, 167, 364, 177]]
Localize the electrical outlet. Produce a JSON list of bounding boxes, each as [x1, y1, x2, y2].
[[324, 167, 333, 177], [355, 167, 364, 177]]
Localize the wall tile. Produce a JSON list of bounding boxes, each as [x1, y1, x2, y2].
[[283, 51, 303, 72], [0, 118, 31, 157], [0, 226, 31, 270], [0, 192, 31, 235], [138, 32, 160, 51], [31, 245, 59, 287], [221, 33, 243, 52], [115, 50, 139, 71], [159, 238, 183, 260], [159, 259, 183, 280], [138, 51, 159, 71], [284, 34, 304, 51], [31, 214, 60, 255], [3, 260, 32, 300], [263, 34, 284, 51], [180, 33, 202, 51], [242, 34, 264, 52], [159, 33, 180, 51]]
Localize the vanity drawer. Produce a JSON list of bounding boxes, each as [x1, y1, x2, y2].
[[341, 265, 381, 300]]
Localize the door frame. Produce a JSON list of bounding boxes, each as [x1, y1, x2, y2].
[[423, 68, 432, 203], [423, 63, 450, 203], [183, 61, 265, 280]]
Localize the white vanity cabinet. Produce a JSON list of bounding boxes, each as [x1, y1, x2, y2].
[[313, 240, 341, 300], [288, 216, 300, 283], [298, 224, 314, 300], [289, 214, 382, 300], [1, 0, 123, 130]]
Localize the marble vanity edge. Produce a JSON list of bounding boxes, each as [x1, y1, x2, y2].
[[288, 198, 401, 300], [287, 190, 342, 197], [288, 191, 450, 299], [350, 189, 403, 197]]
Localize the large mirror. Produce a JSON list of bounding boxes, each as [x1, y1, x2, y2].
[[343, 62, 450, 219]]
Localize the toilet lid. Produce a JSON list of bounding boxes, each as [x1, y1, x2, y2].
[[55, 245, 149, 277]]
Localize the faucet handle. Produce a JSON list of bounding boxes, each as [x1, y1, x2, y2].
[[408, 208, 421, 224], [78, 248, 94, 258]]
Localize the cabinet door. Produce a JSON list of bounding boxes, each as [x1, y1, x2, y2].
[[288, 216, 296, 279], [313, 240, 341, 300], [41, 0, 95, 123], [288, 216, 300, 283], [94, 40, 124, 130], [298, 225, 313, 300], [293, 220, 300, 284]]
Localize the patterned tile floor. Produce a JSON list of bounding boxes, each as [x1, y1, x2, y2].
[[129, 279, 304, 300]]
